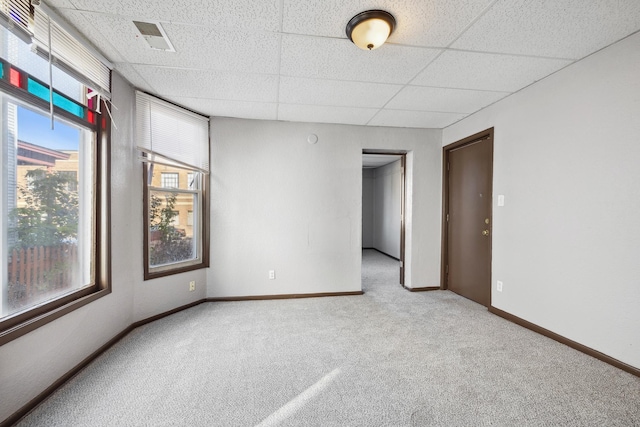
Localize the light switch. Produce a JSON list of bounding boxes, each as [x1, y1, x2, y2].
[[497, 195, 505, 206]]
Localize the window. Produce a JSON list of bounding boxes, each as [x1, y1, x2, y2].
[[136, 91, 209, 279], [0, 5, 111, 345], [161, 172, 178, 189]]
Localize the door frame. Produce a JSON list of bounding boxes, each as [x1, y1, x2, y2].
[[362, 150, 407, 286], [440, 128, 494, 292]]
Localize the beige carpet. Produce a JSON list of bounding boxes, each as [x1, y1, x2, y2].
[[16, 249, 640, 426]]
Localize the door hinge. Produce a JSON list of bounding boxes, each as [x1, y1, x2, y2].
[[447, 162, 450, 171], [446, 264, 449, 274], [400, 261, 403, 267], [446, 213, 449, 222]]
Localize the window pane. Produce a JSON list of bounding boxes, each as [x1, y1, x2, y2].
[[148, 190, 196, 268], [160, 172, 178, 189], [151, 165, 200, 191], [2, 98, 94, 319]]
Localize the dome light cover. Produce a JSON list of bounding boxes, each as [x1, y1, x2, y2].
[[346, 10, 396, 51]]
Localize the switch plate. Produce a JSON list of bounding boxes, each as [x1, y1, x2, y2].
[[497, 195, 505, 206], [269, 270, 275, 280], [189, 281, 196, 291], [496, 281, 503, 292]]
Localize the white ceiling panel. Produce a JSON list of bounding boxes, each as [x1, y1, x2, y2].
[[280, 35, 441, 84], [282, 0, 495, 47], [413, 50, 573, 92], [65, 12, 281, 75], [46, 0, 640, 129], [113, 63, 156, 93], [387, 86, 508, 114], [279, 77, 402, 109], [452, 0, 640, 59], [369, 110, 467, 128], [57, 0, 282, 31], [44, 0, 76, 8], [131, 65, 279, 102], [165, 97, 278, 121], [278, 104, 378, 126], [55, 9, 127, 63]]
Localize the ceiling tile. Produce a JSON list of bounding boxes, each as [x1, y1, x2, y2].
[[369, 110, 467, 128], [46, 0, 76, 8], [386, 86, 508, 113], [68, 12, 281, 74], [131, 65, 279, 102], [282, 0, 495, 47], [53, 10, 126, 63], [278, 104, 378, 126], [452, 0, 640, 59], [280, 35, 440, 84], [47, 0, 640, 129], [161, 25, 280, 74], [113, 63, 156, 93], [413, 50, 573, 92], [279, 77, 402, 108], [62, 0, 282, 31], [165, 97, 278, 121]]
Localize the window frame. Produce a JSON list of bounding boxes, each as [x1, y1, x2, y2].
[[142, 163, 209, 280], [0, 63, 111, 346]]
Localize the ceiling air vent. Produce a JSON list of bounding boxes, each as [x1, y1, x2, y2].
[[133, 21, 175, 52]]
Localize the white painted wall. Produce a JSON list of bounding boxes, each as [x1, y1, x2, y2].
[[208, 119, 442, 296], [443, 32, 640, 369], [0, 73, 207, 423], [362, 168, 375, 248], [373, 160, 402, 258]]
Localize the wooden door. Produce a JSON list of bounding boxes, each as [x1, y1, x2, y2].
[[444, 130, 493, 306]]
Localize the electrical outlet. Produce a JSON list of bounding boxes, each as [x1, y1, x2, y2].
[[496, 280, 503, 292], [189, 281, 196, 291], [269, 270, 275, 280]]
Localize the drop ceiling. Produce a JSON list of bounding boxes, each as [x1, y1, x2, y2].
[[47, 0, 640, 129]]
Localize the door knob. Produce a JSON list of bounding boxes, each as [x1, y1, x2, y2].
[[482, 229, 490, 236]]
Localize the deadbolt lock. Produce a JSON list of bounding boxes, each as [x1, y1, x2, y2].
[[482, 230, 490, 236], [485, 218, 490, 224]]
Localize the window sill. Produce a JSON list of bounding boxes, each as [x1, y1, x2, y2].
[[0, 287, 111, 346]]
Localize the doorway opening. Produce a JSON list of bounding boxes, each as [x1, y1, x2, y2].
[[362, 151, 406, 288], [441, 128, 494, 306]]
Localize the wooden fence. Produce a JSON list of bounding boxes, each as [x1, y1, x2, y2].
[[7, 244, 78, 308]]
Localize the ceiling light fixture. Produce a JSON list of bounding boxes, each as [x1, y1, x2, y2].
[[346, 10, 396, 51]]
